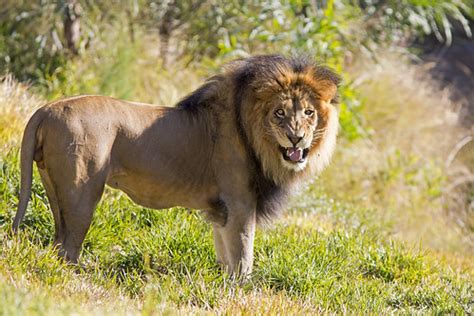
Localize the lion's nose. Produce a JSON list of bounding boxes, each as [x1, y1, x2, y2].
[[287, 134, 303, 146]]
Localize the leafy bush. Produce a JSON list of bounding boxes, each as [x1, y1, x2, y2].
[[2, 1, 471, 139], [353, 0, 473, 45]]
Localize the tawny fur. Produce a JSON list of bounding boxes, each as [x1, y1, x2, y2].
[[13, 55, 340, 275]]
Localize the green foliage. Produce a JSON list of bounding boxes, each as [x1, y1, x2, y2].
[[184, 0, 364, 138], [0, 0, 90, 82], [4, 1, 471, 139], [40, 30, 138, 100], [338, 83, 365, 140], [353, 0, 473, 45], [0, 0, 137, 86], [1, 0, 368, 139]]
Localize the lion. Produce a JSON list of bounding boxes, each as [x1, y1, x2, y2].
[[13, 55, 340, 275]]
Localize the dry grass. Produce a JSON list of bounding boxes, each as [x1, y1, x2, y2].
[[320, 52, 473, 254], [0, 75, 44, 148]]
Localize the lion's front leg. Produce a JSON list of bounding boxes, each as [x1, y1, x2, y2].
[[212, 224, 227, 266], [214, 206, 256, 276]]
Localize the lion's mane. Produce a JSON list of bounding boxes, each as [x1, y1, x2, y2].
[[177, 55, 340, 222]]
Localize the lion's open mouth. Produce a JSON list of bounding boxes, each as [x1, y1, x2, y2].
[[279, 146, 309, 163]]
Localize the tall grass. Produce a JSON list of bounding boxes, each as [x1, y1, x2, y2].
[[39, 30, 204, 107], [0, 75, 43, 148], [320, 52, 473, 254]]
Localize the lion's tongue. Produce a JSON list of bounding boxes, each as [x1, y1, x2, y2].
[[287, 148, 302, 162]]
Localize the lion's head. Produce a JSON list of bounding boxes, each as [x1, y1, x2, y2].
[[176, 55, 340, 221], [225, 55, 340, 185]]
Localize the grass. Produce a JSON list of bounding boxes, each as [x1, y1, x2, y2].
[[0, 75, 43, 149], [0, 59, 473, 314], [320, 53, 473, 254], [0, 175, 472, 313], [1, 160, 472, 313]]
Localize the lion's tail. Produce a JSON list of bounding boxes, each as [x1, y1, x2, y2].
[[12, 109, 46, 232]]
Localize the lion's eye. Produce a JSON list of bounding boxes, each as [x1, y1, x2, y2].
[[274, 109, 285, 118], [304, 109, 314, 116]]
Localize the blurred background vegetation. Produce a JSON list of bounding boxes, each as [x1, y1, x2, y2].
[[0, 1, 473, 313], [1, 0, 473, 255]]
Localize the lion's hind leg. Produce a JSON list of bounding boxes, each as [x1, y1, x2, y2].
[[38, 168, 63, 246], [43, 153, 107, 263], [54, 177, 106, 263]]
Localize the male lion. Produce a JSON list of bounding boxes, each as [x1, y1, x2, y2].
[[13, 55, 340, 275]]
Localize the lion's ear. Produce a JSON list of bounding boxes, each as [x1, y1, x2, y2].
[[316, 80, 338, 103], [313, 66, 341, 103]]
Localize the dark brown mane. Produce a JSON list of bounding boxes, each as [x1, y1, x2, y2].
[[175, 54, 340, 223], [230, 60, 286, 223], [228, 55, 340, 222], [175, 75, 223, 113]]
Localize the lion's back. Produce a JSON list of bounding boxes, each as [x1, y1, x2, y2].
[[32, 96, 159, 171]]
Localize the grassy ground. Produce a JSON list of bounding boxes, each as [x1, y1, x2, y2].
[[0, 56, 473, 314], [1, 168, 472, 314]]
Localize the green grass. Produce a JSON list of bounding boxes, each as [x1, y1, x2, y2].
[[0, 147, 472, 314]]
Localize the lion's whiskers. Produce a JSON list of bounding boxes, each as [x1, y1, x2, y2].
[[310, 133, 326, 145]]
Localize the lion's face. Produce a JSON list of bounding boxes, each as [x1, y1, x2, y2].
[[233, 55, 340, 183], [266, 89, 320, 172]]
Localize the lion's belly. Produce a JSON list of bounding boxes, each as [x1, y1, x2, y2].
[[106, 171, 218, 211]]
